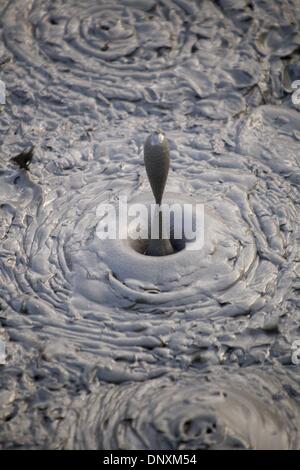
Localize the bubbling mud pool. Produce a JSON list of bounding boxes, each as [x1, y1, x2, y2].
[[0, 0, 300, 450]]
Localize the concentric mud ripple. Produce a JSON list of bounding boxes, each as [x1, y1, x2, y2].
[[0, 0, 262, 122], [0, 0, 300, 451], [2, 0, 202, 115], [56, 368, 300, 450], [0, 124, 299, 384]]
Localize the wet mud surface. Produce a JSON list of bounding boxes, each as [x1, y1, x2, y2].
[[0, 0, 300, 449]]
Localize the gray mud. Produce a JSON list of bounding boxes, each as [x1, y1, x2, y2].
[[0, 0, 300, 449]]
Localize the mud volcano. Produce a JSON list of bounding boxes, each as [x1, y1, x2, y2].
[[0, 0, 300, 450]]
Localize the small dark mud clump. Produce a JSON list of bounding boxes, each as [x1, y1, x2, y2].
[[11, 146, 34, 170]]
